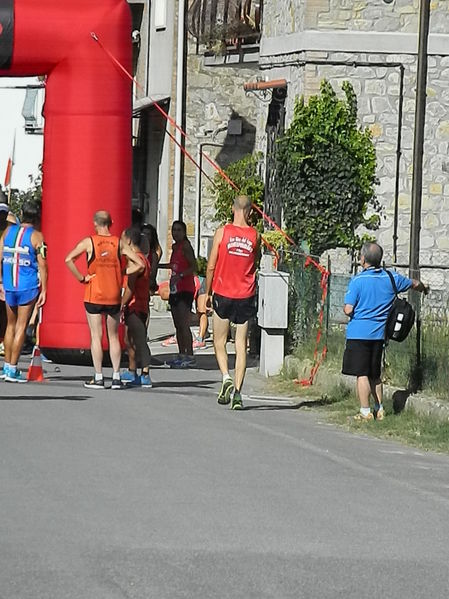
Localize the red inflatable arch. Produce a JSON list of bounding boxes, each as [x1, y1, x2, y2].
[[0, 0, 132, 357]]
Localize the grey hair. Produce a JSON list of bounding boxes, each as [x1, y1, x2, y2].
[[361, 242, 383, 268]]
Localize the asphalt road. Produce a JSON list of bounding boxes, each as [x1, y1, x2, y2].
[[1, 344, 449, 598]]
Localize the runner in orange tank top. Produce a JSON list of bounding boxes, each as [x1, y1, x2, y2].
[[205, 195, 260, 409], [65, 210, 144, 390]]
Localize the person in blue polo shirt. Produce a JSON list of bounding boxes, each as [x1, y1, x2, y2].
[[342, 242, 428, 422]]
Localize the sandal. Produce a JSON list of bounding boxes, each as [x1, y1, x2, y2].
[[353, 411, 374, 422]]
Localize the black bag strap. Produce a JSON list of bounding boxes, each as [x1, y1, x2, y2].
[[384, 268, 399, 297], [383, 269, 398, 347]]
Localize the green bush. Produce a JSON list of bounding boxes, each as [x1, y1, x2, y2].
[[275, 80, 379, 256], [211, 153, 264, 228], [9, 166, 42, 218]]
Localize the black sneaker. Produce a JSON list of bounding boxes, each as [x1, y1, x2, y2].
[[84, 378, 105, 389], [231, 390, 243, 410], [217, 379, 234, 405], [111, 378, 125, 390]]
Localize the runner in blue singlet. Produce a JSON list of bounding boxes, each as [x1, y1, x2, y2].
[[0, 201, 47, 383]]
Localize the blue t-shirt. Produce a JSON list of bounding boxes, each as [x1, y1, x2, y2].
[[344, 268, 412, 340]]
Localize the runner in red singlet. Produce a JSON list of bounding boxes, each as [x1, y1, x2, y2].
[[206, 195, 260, 409], [65, 210, 144, 389], [158, 220, 197, 368], [120, 227, 152, 388]]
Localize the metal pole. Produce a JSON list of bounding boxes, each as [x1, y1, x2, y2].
[[409, 0, 430, 281], [409, 0, 430, 392], [194, 145, 203, 256], [173, 0, 186, 221]]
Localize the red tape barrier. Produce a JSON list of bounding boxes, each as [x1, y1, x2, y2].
[[294, 257, 330, 386]]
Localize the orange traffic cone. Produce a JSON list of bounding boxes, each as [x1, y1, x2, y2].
[[27, 345, 45, 382]]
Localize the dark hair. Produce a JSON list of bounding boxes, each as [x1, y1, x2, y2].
[[361, 242, 383, 268], [132, 207, 144, 228], [172, 220, 187, 240], [21, 201, 41, 226], [142, 222, 160, 253], [124, 226, 143, 247]]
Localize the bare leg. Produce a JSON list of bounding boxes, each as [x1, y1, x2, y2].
[[6, 302, 36, 366], [356, 376, 371, 409], [234, 321, 249, 392], [106, 313, 121, 373], [3, 304, 17, 364], [213, 311, 230, 376], [196, 294, 209, 339], [86, 311, 104, 375], [369, 377, 383, 405]]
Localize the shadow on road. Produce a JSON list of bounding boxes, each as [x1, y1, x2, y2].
[[243, 398, 333, 411], [152, 379, 217, 390], [0, 395, 89, 401]]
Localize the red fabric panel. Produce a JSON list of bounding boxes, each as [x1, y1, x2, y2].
[[0, 0, 132, 350]]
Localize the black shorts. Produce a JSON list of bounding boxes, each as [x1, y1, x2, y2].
[[169, 291, 194, 309], [213, 293, 257, 325], [84, 302, 121, 316], [342, 339, 384, 379]]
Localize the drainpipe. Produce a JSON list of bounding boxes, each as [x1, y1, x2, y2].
[[194, 144, 203, 257], [243, 78, 288, 91], [173, 0, 186, 221], [195, 141, 225, 256], [392, 64, 405, 263]]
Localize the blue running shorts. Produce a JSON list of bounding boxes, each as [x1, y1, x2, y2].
[[5, 287, 39, 307]]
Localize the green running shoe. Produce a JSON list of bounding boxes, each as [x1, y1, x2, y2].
[[231, 390, 243, 410], [217, 378, 234, 405]]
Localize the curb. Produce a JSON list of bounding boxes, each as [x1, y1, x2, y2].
[[283, 354, 449, 424]]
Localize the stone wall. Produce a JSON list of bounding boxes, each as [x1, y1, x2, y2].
[[262, 1, 304, 37], [256, 1, 449, 288], [264, 0, 449, 34], [258, 49, 449, 280], [182, 40, 262, 254]]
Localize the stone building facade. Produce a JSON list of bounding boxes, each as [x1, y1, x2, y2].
[[182, 39, 261, 257], [253, 0, 449, 288]]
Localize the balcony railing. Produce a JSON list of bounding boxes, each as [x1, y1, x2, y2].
[[188, 0, 262, 51]]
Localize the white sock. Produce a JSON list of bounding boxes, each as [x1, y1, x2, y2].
[[95, 372, 103, 382], [360, 407, 371, 417], [223, 373, 232, 383], [112, 371, 120, 380]]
